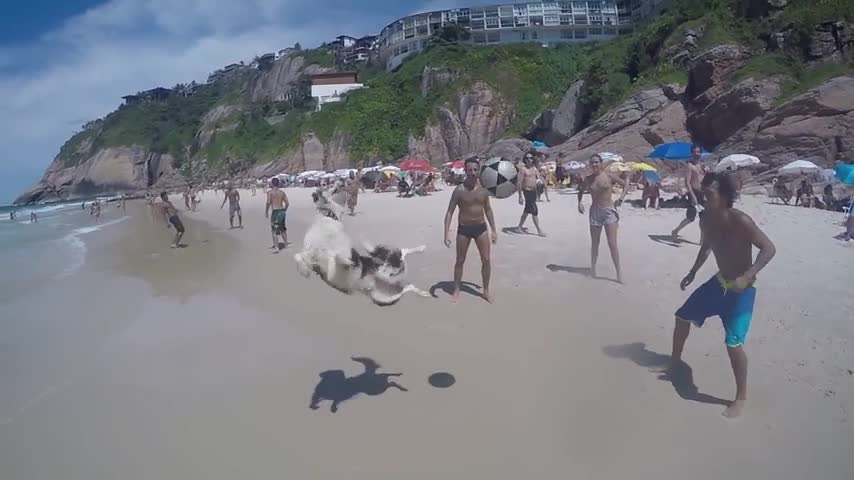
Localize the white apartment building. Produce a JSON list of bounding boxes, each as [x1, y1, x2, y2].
[[310, 72, 364, 111], [378, 1, 664, 71]]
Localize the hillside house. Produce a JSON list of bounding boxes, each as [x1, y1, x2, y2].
[[310, 72, 364, 111], [121, 87, 174, 105]]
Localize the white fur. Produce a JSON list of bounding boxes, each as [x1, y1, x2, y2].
[[294, 191, 430, 306]]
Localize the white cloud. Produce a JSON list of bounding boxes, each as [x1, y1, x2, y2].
[[0, 0, 420, 202]]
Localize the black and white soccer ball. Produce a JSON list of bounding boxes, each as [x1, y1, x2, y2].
[[479, 156, 518, 199]]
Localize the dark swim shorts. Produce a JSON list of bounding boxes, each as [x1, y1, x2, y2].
[[523, 189, 538, 216], [169, 215, 185, 233], [458, 223, 487, 240]]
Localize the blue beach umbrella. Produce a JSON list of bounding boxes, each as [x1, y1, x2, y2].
[[642, 170, 662, 185], [647, 142, 710, 160], [835, 162, 854, 185]]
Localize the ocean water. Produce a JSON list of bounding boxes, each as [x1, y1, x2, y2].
[[0, 201, 129, 302]]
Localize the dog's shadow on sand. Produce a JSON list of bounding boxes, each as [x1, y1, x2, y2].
[[310, 357, 408, 413], [602, 343, 729, 407], [429, 281, 483, 299], [546, 264, 620, 285], [648, 234, 699, 248]]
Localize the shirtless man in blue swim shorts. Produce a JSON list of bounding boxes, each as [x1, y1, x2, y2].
[[444, 158, 497, 303], [671, 172, 776, 418]]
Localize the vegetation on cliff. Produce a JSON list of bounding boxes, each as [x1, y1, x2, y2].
[[54, 0, 854, 176]]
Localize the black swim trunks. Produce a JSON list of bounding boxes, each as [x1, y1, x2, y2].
[[686, 191, 706, 221], [523, 189, 538, 216], [458, 223, 487, 240], [169, 215, 185, 233]]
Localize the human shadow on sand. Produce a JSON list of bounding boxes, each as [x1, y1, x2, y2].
[[310, 357, 408, 413], [501, 226, 533, 235], [602, 343, 729, 406], [546, 264, 621, 284], [648, 234, 699, 248], [429, 281, 483, 299]]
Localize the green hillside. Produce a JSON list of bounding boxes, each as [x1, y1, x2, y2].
[[55, 0, 854, 176]]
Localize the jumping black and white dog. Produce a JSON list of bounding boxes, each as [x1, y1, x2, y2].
[[294, 189, 430, 306]]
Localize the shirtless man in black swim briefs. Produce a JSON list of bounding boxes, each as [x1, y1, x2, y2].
[[444, 158, 497, 303], [157, 192, 185, 248], [672, 145, 706, 237]]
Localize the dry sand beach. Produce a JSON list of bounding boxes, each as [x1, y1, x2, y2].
[[1, 185, 853, 480]]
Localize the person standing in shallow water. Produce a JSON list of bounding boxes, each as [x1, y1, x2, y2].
[[577, 154, 628, 284], [671, 173, 776, 418], [443, 158, 497, 303]]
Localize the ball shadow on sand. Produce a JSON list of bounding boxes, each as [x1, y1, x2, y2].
[[310, 357, 408, 413], [603, 342, 729, 407]]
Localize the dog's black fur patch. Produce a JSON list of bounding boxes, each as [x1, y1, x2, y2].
[[369, 245, 403, 271]]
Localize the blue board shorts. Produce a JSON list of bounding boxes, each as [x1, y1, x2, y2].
[[675, 274, 756, 347]]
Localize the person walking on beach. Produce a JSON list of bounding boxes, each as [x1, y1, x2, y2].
[[577, 154, 629, 284], [30, 212, 38, 223], [671, 145, 706, 237], [444, 158, 497, 303], [265, 177, 290, 252], [183, 186, 192, 210], [157, 192, 185, 248], [220, 182, 243, 229], [670, 173, 776, 418], [516, 153, 546, 236], [345, 171, 364, 216], [93, 201, 101, 223]]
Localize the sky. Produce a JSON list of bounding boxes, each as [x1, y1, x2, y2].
[[0, 0, 498, 204]]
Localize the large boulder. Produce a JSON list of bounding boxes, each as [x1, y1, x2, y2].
[[408, 81, 513, 165], [686, 45, 750, 102], [717, 76, 854, 167], [248, 54, 331, 102], [478, 138, 532, 162], [525, 80, 586, 146], [420, 66, 460, 96], [803, 21, 852, 63], [15, 146, 177, 204], [687, 77, 782, 147], [548, 85, 690, 169]]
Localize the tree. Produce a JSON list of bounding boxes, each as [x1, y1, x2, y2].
[[294, 42, 302, 51], [429, 24, 471, 46]]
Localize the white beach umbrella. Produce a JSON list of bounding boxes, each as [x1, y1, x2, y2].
[[298, 170, 322, 178], [714, 154, 760, 172], [564, 161, 586, 170], [779, 159, 820, 176], [598, 152, 623, 163], [380, 165, 401, 173]]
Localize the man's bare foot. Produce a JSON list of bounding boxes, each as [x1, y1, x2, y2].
[[482, 290, 492, 303], [723, 399, 746, 418], [617, 275, 625, 285], [451, 290, 460, 303], [590, 268, 597, 278], [171, 244, 177, 249], [671, 229, 680, 237], [537, 232, 547, 237]]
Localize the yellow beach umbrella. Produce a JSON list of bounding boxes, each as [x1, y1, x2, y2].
[[632, 162, 657, 172], [608, 162, 631, 173]]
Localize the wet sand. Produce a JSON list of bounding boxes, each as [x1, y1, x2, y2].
[[0, 186, 852, 480]]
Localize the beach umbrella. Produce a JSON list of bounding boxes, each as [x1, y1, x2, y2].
[[599, 152, 623, 163], [564, 161, 586, 171], [714, 154, 760, 172], [298, 170, 322, 178], [531, 140, 548, 151], [642, 170, 662, 185], [399, 159, 433, 172], [779, 159, 820, 176], [835, 163, 854, 185], [647, 142, 710, 160], [632, 162, 657, 172], [449, 160, 465, 169], [379, 165, 401, 173]]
